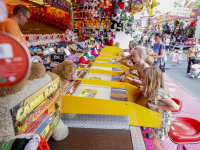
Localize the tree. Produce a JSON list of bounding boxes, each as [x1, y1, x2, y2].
[[173, 0, 183, 8], [194, 0, 200, 16]]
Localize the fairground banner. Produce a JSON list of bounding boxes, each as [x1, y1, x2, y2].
[[11, 77, 61, 140]]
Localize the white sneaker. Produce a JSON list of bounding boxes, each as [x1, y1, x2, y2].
[[187, 73, 191, 75], [197, 76, 200, 79], [191, 75, 194, 79]]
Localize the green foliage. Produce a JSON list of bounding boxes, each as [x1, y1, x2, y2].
[[120, 13, 128, 21], [194, 0, 200, 16], [129, 16, 134, 23], [173, 0, 183, 8]]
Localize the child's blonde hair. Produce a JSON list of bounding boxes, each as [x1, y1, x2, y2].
[[115, 42, 120, 47], [129, 40, 136, 48], [174, 50, 178, 53], [146, 48, 153, 55], [134, 46, 147, 59], [143, 66, 170, 100], [137, 60, 149, 68], [145, 56, 154, 66]]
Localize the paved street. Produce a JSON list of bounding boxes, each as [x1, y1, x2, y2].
[[164, 50, 200, 103]]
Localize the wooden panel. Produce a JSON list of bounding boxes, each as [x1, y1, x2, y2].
[[20, 19, 65, 34], [48, 128, 133, 150]]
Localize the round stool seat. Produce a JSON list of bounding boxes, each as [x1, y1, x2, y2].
[[169, 117, 200, 144], [171, 98, 182, 113]]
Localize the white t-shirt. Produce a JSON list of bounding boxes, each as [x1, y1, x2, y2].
[[151, 39, 155, 46], [165, 39, 170, 46], [197, 44, 200, 57], [191, 64, 200, 70]]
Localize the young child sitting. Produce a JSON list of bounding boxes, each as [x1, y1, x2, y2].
[[117, 40, 136, 56], [126, 60, 149, 86], [190, 59, 200, 79], [119, 46, 147, 82], [111, 48, 135, 67], [147, 48, 158, 62], [141, 66, 179, 150], [145, 55, 154, 66], [146, 48, 153, 56], [131, 56, 154, 77]]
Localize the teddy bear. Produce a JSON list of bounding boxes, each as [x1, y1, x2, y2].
[[0, 61, 77, 144], [110, 14, 122, 32]]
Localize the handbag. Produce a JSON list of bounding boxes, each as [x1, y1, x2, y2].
[[162, 53, 167, 62], [158, 44, 166, 72], [160, 62, 165, 72]]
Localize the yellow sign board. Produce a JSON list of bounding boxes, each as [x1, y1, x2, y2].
[[88, 76, 102, 80], [11, 77, 61, 140]]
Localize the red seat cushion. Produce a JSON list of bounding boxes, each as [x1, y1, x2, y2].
[[169, 117, 200, 144], [171, 98, 182, 113]]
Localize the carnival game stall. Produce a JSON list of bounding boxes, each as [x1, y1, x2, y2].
[[4, 0, 200, 150]]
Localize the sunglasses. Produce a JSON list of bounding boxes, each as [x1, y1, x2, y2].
[[23, 14, 30, 22]]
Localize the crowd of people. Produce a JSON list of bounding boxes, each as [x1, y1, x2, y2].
[[112, 34, 179, 150], [110, 32, 200, 148], [129, 32, 200, 79]]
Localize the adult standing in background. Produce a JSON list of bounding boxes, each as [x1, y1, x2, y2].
[[0, 4, 34, 55], [176, 35, 182, 46], [171, 36, 176, 50], [196, 39, 200, 59], [151, 36, 155, 48], [152, 33, 165, 67], [165, 36, 170, 54], [187, 42, 197, 74]]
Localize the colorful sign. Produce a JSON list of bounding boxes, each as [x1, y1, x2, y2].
[[88, 76, 102, 80], [78, 89, 98, 98], [191, 9, 199, 19], [0, 32, 31, 87], [170, 7, 191, 18], [141, 16, 149, 29], [184, 38, 194, 46], [11, 77, 61, 140]]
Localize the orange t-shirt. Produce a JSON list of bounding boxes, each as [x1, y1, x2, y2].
[[0, 18, 28, 48]]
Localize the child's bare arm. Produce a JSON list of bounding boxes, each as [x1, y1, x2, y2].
[[111, 55, 131, 62], [158, 98, 179, 111], [191, 68, 197, 71]]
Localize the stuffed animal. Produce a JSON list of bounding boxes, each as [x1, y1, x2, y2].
[[114, 0, 125, 14], [152, 0, 160, 8], [147, 5, 155, 17], [110, 14, 122, 32], [152, 52, 158, 62], [0, 61, 78, 144], [52, 61, 78, 91]]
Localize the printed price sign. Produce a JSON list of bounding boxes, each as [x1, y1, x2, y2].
[[0, 43, 13, 59], [0, 32, 31, 87]]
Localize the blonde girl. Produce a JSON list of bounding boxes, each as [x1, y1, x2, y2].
[[112, 47, 135, 67], [140, 66, 179, 150], [117, 40, 137, 56], [120, 46, 147, 81], [145, 55, 154, 66], [126, 60, 149, 86], [131, 56, 154, 78]]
